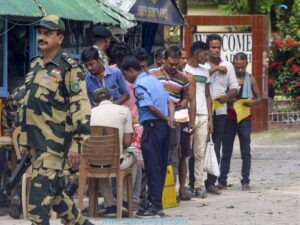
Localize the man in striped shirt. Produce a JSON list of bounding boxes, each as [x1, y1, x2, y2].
[[149, 45, 189, 186]]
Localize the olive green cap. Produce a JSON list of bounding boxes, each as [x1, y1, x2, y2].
[[35, 15, 65, 32]]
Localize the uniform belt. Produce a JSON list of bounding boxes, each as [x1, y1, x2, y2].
[[143, 119, 165, 127]]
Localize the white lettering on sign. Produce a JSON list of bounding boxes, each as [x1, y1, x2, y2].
[[193, 33, 252, 71]]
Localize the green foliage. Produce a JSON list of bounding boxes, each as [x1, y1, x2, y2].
[[219, 0, 282, 14], [165, 26, 181, 46], [269, 1, 300, 100]]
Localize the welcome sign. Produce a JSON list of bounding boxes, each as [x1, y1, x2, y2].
[[193, 32, 252, 71]]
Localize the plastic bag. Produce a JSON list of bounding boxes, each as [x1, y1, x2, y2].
[[204, 134, 220, 177]]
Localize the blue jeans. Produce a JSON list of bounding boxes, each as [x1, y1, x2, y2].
[[218, 119, 252, 185]]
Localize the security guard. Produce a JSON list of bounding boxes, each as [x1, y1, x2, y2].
[[1, 85, 26, 218], [92, 25, 113, 65], [18, 15, 93, 225], [121, 56, 175, 218]]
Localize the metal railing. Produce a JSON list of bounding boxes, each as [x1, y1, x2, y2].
[[268, 111, 300, 123]]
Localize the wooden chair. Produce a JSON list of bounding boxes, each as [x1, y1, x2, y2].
[[78, 126, 133, 218]]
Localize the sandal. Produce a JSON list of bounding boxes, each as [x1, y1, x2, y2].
[[179, 190, 192, 201]]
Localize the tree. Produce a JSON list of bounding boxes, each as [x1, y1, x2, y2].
[[219, 0, 283, 14], [269, 0, 300, 100]]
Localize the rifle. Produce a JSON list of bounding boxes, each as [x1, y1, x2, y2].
[[4, 154, 31, 194]]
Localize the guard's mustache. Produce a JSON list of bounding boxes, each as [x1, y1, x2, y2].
[[38, 40, 48, 45]]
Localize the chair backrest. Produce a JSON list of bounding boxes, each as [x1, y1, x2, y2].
[[83, 126, 120, 176], [12, 126, 21, 160]]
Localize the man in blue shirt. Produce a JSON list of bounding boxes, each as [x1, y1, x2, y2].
[[121, 56, 175, 218], [81, 47, 129, 106]]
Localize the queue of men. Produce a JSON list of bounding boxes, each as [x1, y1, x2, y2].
[[1, 14, 262, 224]]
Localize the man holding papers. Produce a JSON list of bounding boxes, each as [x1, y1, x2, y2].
[[218, 52, 262, 191], [185, 41, 212, 198], [204, 34, 239, 195]]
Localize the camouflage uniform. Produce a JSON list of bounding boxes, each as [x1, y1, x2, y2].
[[2, 85, 26, 132], [1, 85, 26, 213], [93, 45, 109, 65], [19, 42, 91, 224]]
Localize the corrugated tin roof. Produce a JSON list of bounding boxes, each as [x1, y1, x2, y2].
[[101, 0, 137, 12], [0, 0, 136, 28], [38, 0, 118, 25], [0, 0, 42, 17], [99, 1, 136, 28]]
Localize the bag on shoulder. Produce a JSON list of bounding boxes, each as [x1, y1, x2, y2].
[[204, 134, 220, 177]]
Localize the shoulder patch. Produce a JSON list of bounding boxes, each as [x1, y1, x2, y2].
[[62, 52, 79, 68], [137, 93, 144, 100], [70, 81, 81, 93]]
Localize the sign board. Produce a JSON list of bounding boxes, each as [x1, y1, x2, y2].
[[193, 32, 252, 72], [130, 0, 184, 26]]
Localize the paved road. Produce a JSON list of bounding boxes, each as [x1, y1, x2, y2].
[[0, 127, 299, 225]]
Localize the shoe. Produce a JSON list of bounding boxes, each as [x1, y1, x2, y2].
[[242, 183, 251, 191], [103, 205, 117, 217], [158, 209, 166, 218], [188, 186, 195, 196], [179, 190, 192, 201], [122, 200, 128, 209], [216, 183, 227, 190], [136, 207, 145, 215], [96, 202, 106, 214], [194, 187, 208, 198], [136, 205, 160, 218], [206, 185, 221, 195]]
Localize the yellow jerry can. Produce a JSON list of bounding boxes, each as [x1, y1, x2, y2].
[[162, 165, 177, 209]]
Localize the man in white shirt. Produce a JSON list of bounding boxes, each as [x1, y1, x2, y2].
[[185, 41, 213, 198], [90, 88, 134, 216], [204, 34, 239, 194]]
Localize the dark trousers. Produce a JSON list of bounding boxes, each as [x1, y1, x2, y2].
[[205, 114, 227, 188], [141, 120, 170, 210], [188, 156, 195, 188], [219, 119, 252, 185]]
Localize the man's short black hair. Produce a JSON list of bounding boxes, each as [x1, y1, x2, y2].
[[108, 42, 132, 67], [155, 47, 166, 60], [164, 45, 182, 59], [190, 41, 208, 56], [133, 47, 149, 62], [233, 52, 248, 64], [121, 56, 142, 72], [206, 34, 222, 46], [93, 88, 111, 103], [81, 47, 99, 62]]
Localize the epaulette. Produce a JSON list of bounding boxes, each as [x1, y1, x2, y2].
[[62, 52, 79, 68]]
